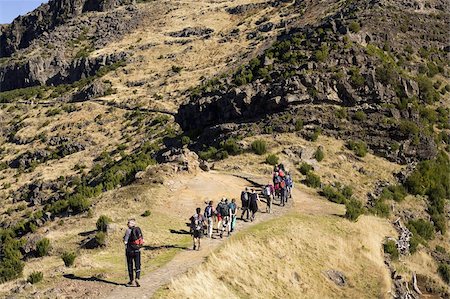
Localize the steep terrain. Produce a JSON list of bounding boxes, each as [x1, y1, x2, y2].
[[0, 0, 449, 298]]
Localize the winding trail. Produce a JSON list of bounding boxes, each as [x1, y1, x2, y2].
[[103, 170, 343, 299]]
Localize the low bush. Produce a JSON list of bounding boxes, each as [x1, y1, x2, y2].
[[36, 238, 51, 257], [299, 162, 312, 175], [181, 136, 191, 146], [142, 210, 151, 217], [346, 140, 368, 157], [353, 110, 367, 121], [220, 138, 242, 155], [251, 140, 267, 155], [345, 198, 363, 221], [409, 234, 420, 254], [61, 251, 76, 267], [27, 271, 43, 284], [438, 263, 450, 284], [294, 119, 303, 131], [383, 240, 399, 260], [95, 231, 107, 247], [322, 185, 346, 204], [370, 199, 390, 218], [305, 172, 321, 188], [349, 21, 360, 33], [407, 219, 434, 241], [314, 148, 324, 162], [0, 235, 24, 283], [265, 154, 279, 166], [96, 215, 112, 232]]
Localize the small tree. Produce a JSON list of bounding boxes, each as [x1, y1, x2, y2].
[[305, 172, 321, 188], [95, 231, 107, 247], [383, 240, 399, 260], [345, 198, 363, 221], [61, 252, 77, 267], [251, 140, 267, 155], [36, 238, 51, 257], [299, 163, 312, 175], [314, 148, 324, 162], [96, 215, 112, 232], [349, 21, 360, 33], [27, 271, 43, 284], [266, 154, 279, 166]]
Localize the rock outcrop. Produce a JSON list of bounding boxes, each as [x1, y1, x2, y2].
[[0, 0, 135, 57]]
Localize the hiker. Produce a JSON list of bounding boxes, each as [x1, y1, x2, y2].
[[190, 207, 205, 250], [263, 183, 274, 213], [123, 219, 144, 287], [218, 198, 231, 238], [285, 172, 293, 200], [204, 200, 215, 238], [240, 187, 250, 220], [249, 189, 259, 221], [229, 198, 237, 232], [280, 178, 287, 207], [216, 199, 224, 232]]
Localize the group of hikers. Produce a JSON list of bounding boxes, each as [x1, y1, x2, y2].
[[122, 163, 293, 287], [189, 163, 293, 251]]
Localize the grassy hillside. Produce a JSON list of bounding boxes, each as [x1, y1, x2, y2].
[[156, 213, 394, 298]]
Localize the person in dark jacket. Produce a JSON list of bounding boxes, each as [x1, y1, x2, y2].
[[240, 187, 250, 221], [249, 189, 259, 222], [123, 219, 144, 287]]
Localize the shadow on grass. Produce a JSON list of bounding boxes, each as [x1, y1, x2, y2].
[[143, 244, 189, 251], [63, 274, 125, 286], [78, 229, 97, 237], [169, 229, 191, 235]]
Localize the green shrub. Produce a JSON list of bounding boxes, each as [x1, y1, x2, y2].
[[417, 76, 440, 103], [409, 234, 420, 254], [314, 44, 329, 62], [322, 185, 346, 204], [308, 127, 321, 142], [142, 210, 151, 217], [199, 146, 218, 161], [265, 154, 279, 166], [299, 163, 312, 175], [335, 107, 348, 119], [435, 245, 447, 254], [370, 200, 390, 218], [305, 172, 321, 188], [345, 198, 363, 221], [349, 67, 365, 88], [349, 21, 360, 33], [346, 140, 368, 157], [438, 263, 450, 284], [376, 64, 398, 85], [181, 136, 191, 146], [294, 119, 303, 131], [61, 251, 77, 267], [95, 231, 107, 247], [251, 140, 267, 155], [407, 219, 434, 241], [36, 238, 51, 257], [27, 271, 43, 284], [0, 236, 24, 283], [314, 148, 324, 162], [398, 120, 419, 137], [341, 185, 353, 199], [354, 110, 367, 121], [383, 240, 399, 260], [220, 138, 242, 155], [96, 215, 112, 232]]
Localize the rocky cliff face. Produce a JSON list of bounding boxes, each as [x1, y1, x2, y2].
[[0, 0, 141, 91], [177, 0, 449, 163], [0, 0, 135, 57]]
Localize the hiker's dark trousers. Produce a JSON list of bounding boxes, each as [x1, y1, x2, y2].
[[241, 207, 249, 219], [126, 249, 141, 281]]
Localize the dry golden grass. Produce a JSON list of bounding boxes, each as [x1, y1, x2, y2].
[[156, 213, 394, 299]]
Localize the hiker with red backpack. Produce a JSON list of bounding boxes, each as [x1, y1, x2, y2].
[[123, 219, 144, 287], [190, 207, 206, 250]]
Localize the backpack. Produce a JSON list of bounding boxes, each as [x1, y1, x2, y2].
[[204, 206, 213, 218], [220, 203, 230, 216], [229, 202, 236, 214], [241, 191, 248, 202], [280, 180, 286, 188], [192, 214, 203, 231], [129, 227, 143, 249]]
